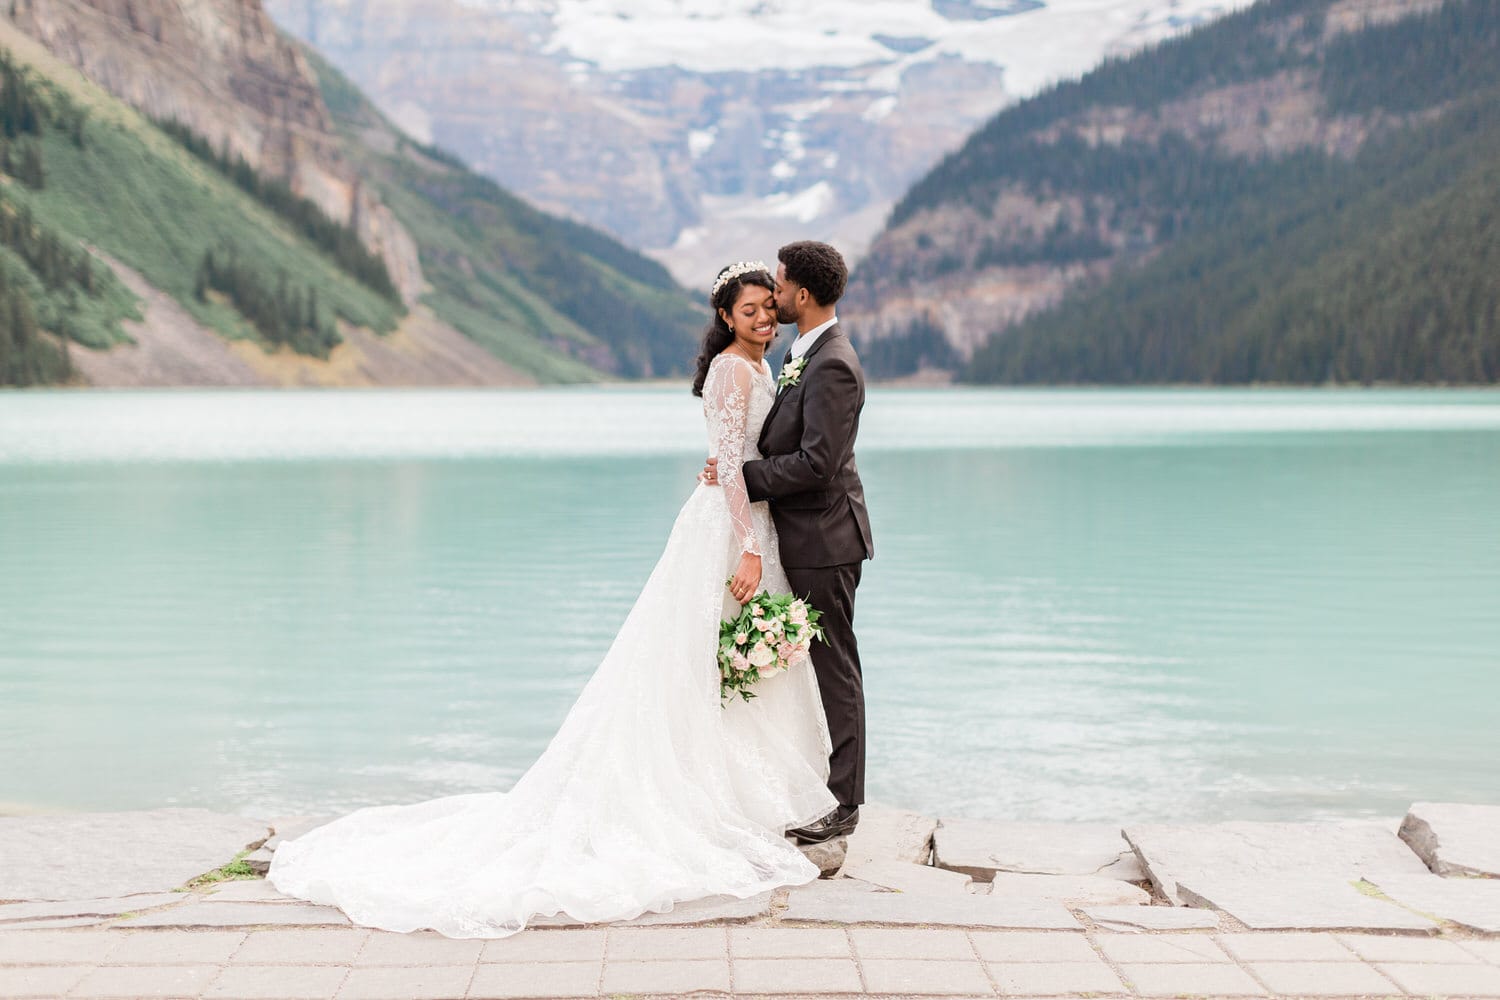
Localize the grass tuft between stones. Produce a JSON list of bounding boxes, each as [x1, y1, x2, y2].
[[185, 848, 263, 887]]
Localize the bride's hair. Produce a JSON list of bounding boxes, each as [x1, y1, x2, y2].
[[691, 266, 776, 397]]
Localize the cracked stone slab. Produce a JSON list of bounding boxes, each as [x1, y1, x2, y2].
[[623, 891, 774, 927], [1176, 875, 1436, 931], [264, 816, 338, 852], [203, 879, 298, 903], [243, 847, 276, 875], [839, 860, 973, 895], [1399, 802, 1500, 878], [122, 900, 351, 927], [1367, 872, 1500, 933], [986, 872, 1151, 906], [0, 916, 111, 930], [1123, 821, 1431, 906], [781, 878, 1080, 929], [933, 820, 1145, 882], [0, 893, 185, 923], [528, 891, 775, 928], [0, 809, 271, 901], [840, 804, 938, 869], [1085, 904, 1221, 931]]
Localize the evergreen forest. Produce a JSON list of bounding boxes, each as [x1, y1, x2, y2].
[[863, 0, 1500, 384]]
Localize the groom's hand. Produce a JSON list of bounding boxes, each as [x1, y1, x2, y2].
[[700, 457, 719, 486]]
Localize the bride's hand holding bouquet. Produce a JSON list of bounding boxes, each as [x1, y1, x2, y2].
[[727, 550, 761, 604], [718, 590, 824, 704]]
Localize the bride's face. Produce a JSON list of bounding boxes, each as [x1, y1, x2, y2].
[[721, 285, 778, 352]]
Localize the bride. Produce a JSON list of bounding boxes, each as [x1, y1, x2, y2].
[[267, 262, 837, 938]]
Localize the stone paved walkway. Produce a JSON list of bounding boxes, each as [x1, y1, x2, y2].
[[4, 801, 1498, 997], [4, 923, 1500, 998]]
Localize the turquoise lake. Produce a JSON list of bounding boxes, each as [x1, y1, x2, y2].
[[2, 388, 1498, 822]]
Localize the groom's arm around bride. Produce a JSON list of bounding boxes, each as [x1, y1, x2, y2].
[[718, 240, 873, 838]]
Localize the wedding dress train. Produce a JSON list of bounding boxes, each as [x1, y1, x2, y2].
[[267, 353, 835, 937]]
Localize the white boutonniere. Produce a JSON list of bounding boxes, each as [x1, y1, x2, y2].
[[778, 356, 807, 390]]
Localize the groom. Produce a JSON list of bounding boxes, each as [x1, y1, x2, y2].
[[704, 240, 873, 843]]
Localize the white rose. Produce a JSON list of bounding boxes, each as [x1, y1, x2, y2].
[[747, 641, 775, 668], [788, 602, 808, 625], [754, 617, 774, 633], [749, 603, 764, 617], [734, 631, 749, 646]]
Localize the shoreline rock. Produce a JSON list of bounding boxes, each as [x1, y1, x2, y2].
[[1399, 802, 1500, 878]]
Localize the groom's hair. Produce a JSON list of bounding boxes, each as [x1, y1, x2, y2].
[[778, 241, 847, 307]]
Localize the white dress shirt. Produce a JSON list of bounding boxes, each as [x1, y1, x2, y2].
[[788, 316, 839, 360]]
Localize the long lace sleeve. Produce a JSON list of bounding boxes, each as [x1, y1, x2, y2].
[[704, 356, 761, 557]]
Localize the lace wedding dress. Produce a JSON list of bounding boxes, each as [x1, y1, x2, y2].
[[267, 353, 835, 938]]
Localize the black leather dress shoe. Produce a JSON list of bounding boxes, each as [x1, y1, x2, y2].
[[789, 805, 860, 844]]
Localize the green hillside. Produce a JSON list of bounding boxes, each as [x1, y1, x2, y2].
[[304, 49, 701, 383], [859, 0, 1500, 385], [0, 30, 702, 387], [0, 44, 403, 385]]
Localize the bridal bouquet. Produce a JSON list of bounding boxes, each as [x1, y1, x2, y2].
[[718, 592, 824, 705]]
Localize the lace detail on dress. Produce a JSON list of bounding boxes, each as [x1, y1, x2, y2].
[[703, 353, 772, 558]]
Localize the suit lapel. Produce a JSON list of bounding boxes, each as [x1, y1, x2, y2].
[[799, 323, 842, 364], [762, 324, 842, 441]]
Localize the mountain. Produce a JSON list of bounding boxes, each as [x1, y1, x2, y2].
[[303, 47, 702, 381], [262, 0, 1252, 287], [845, 0, 1500, 384], [0, 0, 699, 387], [12, 0, 424, 303]]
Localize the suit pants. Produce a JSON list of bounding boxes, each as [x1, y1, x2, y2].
[[784, 561, 864, 807]]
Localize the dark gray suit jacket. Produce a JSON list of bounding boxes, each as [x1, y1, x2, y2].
[[742, 324, 874, 569]]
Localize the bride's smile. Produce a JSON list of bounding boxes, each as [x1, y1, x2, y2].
[[720, 284, 780, 362]]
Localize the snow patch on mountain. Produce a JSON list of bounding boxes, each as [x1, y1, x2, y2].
[[518, 0, 1252, 100], [287, 0, 1258, 286]]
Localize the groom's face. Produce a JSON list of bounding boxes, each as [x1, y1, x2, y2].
[[773, 263, 803, 326]]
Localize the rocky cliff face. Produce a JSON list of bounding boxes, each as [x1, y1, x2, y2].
[[263, 0, 1248, 287], [843, 0, 1455, 373], [9, 0, 422, 302]]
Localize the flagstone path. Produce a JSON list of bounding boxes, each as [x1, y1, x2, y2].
[[2, 801, 1496, 998]]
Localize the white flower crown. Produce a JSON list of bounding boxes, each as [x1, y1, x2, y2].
[[711, 260, 771, 297]]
